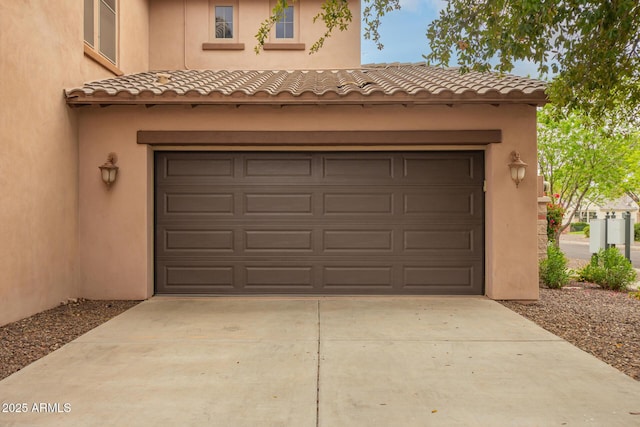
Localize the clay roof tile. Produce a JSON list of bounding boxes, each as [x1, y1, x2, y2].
[[64, 63, 547, 106]]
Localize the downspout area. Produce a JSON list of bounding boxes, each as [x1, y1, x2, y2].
[[183, 0, 191, 70]]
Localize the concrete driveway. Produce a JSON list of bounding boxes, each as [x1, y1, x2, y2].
[[1, 297, 639, 426]]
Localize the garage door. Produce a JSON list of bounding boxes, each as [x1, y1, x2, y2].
[[155, 151, 484, 295]]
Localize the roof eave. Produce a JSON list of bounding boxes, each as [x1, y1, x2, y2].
[[65, 94, 549, 108]]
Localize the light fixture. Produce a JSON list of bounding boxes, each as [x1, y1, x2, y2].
[[508, 151, 527, 187], [99, 152, 119, 188]]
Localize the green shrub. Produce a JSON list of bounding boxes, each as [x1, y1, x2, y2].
[[539, 244, 570, 289], [570, 222, 588, 232], [635, 222, 640, 242], [579, 248, 637, 291], [584, 224, 590, 238]]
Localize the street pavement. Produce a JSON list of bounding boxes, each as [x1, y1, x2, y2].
[[560, 234, 640, 268]]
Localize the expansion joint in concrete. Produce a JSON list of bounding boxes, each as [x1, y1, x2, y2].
[[316, 300, 321, 427]]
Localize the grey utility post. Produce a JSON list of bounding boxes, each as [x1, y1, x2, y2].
[[624, 211, 632, 261], [604, 212, 611, 250], [590, 212, 634, 260]]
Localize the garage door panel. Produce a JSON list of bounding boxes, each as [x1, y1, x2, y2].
[[323, 230, 393, 252], [156, 153, 237, 185], [166, 158, 234, 178], [403, 189, 482, 217], [162, 192, 235, 215], [155, 151, 484, 295], [159, 226, 321, 256], [156, 259, 482, 294], [323, 156, 394, 179], [245, 266, 314, 288], [244, 193, 313, 214], [323, 266, 393, 288], [157, 226, 236, 256], [244, 157, 313, 177], [403, 154, 483, 184], [165, 229, 235, 251], [403, 224, 483, 254], [245, 230, 313, 251], [324, 193, 393, 214], [159, 263, 235, 291], [159, 187, 482, 220], [404, 266, 473, 287], [403, 262, 483, 294]]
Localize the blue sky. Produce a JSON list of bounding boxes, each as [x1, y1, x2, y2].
[[360, 0, 543, 79]]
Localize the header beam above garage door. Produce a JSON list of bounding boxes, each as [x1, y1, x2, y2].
[[137, 130, 501, 146]]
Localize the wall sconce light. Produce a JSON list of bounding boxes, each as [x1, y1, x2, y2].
[[99, 152, 119, 188], [508, 151, 527, 187]]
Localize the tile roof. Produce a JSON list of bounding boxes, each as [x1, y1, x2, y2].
[[596, 196, 639, 211], [65, 63, 547, 107]]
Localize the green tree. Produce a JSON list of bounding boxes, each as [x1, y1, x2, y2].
[[538, 105, 640, 242], [424, 0, 640, 121], [256, 0, 640, 120], [623, 145, 640, 210]]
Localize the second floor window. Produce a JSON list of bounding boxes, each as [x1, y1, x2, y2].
[[276, 6, 294, 39], [215, 6, 234, 39], [84, 0, 117, 64]]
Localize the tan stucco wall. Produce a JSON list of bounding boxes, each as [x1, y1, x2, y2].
[[484, 117, 540, 300], [120, 0, 151, 73], [76, 103, 540, 301], [0, 1, 149, 326], [149, 0, 361, 70]]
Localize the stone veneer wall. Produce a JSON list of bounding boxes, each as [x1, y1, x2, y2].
[[538, 196, 551, 259]]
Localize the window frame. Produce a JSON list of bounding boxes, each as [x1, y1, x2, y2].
[[203, 0, 245, 50], [84, 0, 121, 75], [208, 0, 240, 43], [214, 5, 234, 40], [263, 0, 304, 50], [275, 5, 294, 39]]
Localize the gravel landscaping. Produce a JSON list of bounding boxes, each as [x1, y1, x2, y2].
[[1, 282, 639, 383], [501, 282, 640, 381], [0, 299, 140, 381]]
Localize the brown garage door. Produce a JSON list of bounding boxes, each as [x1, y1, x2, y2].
[[155, 151, 484, 295]]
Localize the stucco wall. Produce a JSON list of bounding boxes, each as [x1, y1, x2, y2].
[[0, 1, 149, 326], [120, 0, 151, 73], [484, 119, 539, 300], [149, 0, 361, 70], [76, 103, 539, 301]]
